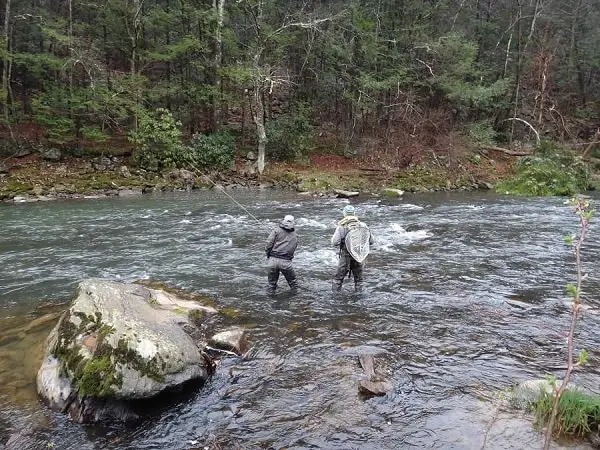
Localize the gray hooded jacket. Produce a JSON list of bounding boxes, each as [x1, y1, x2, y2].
[[265, 220, 298, 260]]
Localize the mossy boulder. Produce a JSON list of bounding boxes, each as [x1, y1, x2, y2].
[[510, 379, 561, 409], [382, 188, 404, 198], [36, 279, 216, 422]]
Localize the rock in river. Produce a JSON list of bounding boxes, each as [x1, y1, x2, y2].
[[36, 279, 216, 422]]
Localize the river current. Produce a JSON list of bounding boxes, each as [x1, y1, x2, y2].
[[0, 190, 599, 449]]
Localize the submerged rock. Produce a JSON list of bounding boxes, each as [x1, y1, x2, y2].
[[208, 328, 248, 356], [357, 353, 392, 397], [36, 279, 216, 422]]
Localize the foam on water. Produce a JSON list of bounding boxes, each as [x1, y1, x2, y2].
[[373, 222, 432, 252], [296, 248, 338, 269], [296, 217, 331, 229], [394, 203, 425, 210]]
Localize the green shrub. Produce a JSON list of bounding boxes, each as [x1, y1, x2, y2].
[[534, 389, 600, 437], [496, 141, 591, 196], [266, 102, 315, 161], [129, 108, 185, 171], [467, 120, 497, 147], [187, 132, 235, 170]]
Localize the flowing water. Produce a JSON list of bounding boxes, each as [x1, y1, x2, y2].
[[0, 190, 599, 449]]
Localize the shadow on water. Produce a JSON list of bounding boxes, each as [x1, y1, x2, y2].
[[0, 190, 599, 449]]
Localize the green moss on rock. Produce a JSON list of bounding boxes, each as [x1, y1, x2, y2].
[[51, 310, 123, 397], [113, 338, 165, 383], [220, 307, 242, 319], [188, 309, 205, 326], [77, 356, 122, 397]]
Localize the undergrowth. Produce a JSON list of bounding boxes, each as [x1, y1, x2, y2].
[[534, 389, 600, 437], [496, 141, 591, 196]]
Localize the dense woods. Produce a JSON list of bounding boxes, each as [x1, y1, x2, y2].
[[0, 0, 599, 171]]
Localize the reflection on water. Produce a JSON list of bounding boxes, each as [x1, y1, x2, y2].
[[0, 190, 598, 449]]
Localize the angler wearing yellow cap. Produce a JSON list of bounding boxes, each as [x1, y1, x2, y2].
[[265, 215, 299, 294], [331, 205, 374, 292]]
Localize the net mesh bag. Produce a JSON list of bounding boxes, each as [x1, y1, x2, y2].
[[345, 224, 371, 263]]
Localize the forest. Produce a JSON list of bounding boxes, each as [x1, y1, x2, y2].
[[0, 0, 599, 174]]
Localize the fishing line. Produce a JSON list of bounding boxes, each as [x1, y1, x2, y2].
[[186, 160, 272, 235], [185, 162, 316, 279]]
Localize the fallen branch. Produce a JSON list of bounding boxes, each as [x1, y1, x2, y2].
[[573, 141, 600, 147], [416, 58, 435, 77], [480, 146, 533, 156], [503, 117, 541, 146], [581, 129, 600, 159], [358, 167, 387, 172]]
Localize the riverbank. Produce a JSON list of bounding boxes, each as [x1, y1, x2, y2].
[[0, 150, 514, 203]]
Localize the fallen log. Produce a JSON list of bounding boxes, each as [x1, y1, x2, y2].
[[359, 167, 387, 172], [480, 146, 533, 156], [334, 189, 359, 198]]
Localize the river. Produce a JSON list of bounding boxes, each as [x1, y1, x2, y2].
[[0, 190, 598, 449]]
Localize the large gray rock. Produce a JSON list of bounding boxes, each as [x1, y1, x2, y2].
[[40, 148, 62, 161], [91, 156, 112, 171], [37, 279, 216, 422], [166, 169, 196, 188]]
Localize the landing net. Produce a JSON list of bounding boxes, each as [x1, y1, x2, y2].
[[345, 225, 371, 263]]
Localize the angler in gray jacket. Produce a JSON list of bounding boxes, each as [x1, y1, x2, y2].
[[331, 205, 374, 292], [265, 215, 299, 293]]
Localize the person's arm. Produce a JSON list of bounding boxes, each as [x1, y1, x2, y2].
[[331, 227, 343, 246], [265, 229, 277, 257], [369, 230, 375, 245]]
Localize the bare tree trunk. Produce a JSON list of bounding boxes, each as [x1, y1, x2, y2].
[[510, 0, 523, 147], [126, 0, 144, 131], [537, 52, 550, 126], [253, 78, 267, 174], [503, 31, 512, 79], [2, 0, 11, 118], [212, 0, 225, 131], [1, 0, 15, 142], [569, 0, 587, 106], [523, 0, 543, 55], [68, 0, 73, 90], [243, 0, 335, 173], [6, 24, 12, 107]]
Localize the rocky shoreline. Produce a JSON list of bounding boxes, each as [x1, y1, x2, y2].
[[3, 177, 495, 204], [0, 153, 501, 204]]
